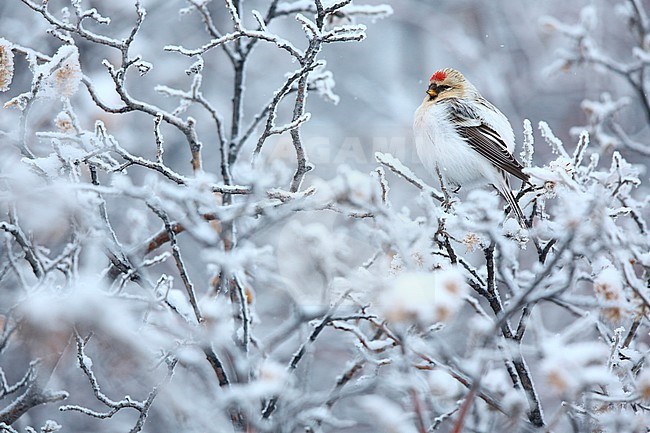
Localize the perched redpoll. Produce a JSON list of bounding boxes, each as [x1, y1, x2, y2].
[[413, 68, 529, 227]]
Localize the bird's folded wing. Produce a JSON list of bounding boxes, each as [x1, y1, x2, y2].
[[449, 104, 529, 183]]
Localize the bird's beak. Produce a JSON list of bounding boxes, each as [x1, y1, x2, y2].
[[427, 83, 438, 98]]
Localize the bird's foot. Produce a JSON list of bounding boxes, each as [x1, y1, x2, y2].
[[442, 197, 458, 212]]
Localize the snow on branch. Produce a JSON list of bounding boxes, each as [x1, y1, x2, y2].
[[164, 29, 304, 60], [543, 0, 650, 155], [375, 152, 443, 202], [276, 1, 393, 21], [3, 1, 649, 433]]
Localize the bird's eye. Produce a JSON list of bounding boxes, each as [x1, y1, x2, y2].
[[438, 85, 451, 92]]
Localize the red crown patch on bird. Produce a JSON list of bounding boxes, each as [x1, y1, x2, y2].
[[430, 70, 447, 82]]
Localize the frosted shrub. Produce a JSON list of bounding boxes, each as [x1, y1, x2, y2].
[[0, 1, 649, 433]]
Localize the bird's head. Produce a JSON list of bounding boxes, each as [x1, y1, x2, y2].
[[425, 68, 466, 102]]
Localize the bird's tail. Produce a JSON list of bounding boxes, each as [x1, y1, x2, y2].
[[498, 179, 530, 229]]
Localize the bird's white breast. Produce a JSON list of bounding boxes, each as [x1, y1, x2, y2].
[[413, 101, 500, 186]]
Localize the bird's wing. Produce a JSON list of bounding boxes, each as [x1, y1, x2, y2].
[[447, 99, 529, 183]]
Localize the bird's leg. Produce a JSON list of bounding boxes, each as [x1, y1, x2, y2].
[[435, 166, 456, 212]]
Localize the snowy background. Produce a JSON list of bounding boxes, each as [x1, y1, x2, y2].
[[0, 0, 649, 432]]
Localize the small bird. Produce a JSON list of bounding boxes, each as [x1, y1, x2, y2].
[[413, 68, 530, 227]]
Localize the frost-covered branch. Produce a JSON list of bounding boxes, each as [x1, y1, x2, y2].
[[543, 0, 650, 154], [59, 334, 175, 433], [3, 1, 649, 433]]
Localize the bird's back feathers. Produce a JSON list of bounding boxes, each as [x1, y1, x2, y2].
[[446, 98, 529, 183], [452, 118, 529, 183]]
